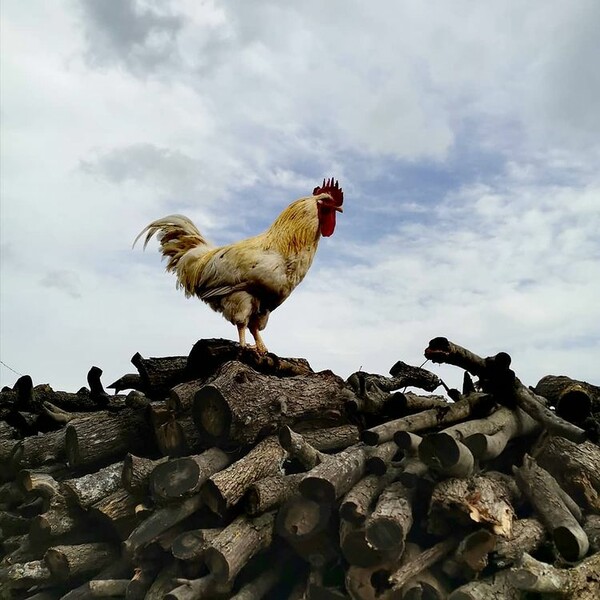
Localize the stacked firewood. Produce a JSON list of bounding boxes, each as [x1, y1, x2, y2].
[[1, 337, 599, 599]]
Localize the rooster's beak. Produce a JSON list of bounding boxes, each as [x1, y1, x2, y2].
[[335, 206, 343, 213]]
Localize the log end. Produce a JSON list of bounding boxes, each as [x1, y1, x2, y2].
[[365, 519, 405, 554], [150, 457, 200, 500], [192, 385, 231, 443], [44, 547, 68, 580], [553, 525, 589, 562], [201, 479, 228, 518], [361, 429, 381, 447], [203, 547, 229, 582], [299, 476, 336, 505]]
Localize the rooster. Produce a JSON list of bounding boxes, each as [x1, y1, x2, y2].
[[134, 179, 343, 354]]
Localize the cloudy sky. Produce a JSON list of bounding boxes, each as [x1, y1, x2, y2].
[[1, 0, 599, 394]]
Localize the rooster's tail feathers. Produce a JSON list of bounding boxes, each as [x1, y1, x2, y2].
[[133, 214, 212, 273]]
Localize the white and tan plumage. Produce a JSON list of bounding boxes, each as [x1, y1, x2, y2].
[[134, 180, 344, 354]]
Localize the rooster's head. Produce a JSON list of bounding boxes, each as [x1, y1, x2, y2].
[[313, 178, 343, 237]]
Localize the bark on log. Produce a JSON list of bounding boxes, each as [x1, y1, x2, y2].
[[65, 410, 153, 467], [171, 528, 222, 561], [167, 379, 206, 414], [279, 426, 326, 469], [61, 461, 123, 509], [204, 511, 276, 583], [9, 429, 66, 472], [107, 373, 145, 395], [340, 469, 399, 525], [514, 454, 588, 561], [419, 431, 476, 478], [155, 415, 202, 457], [583, 514, 600, 553], [536, 436, 600, 512], [492, 517, 546, 568], [92, 488, 142, 540], [300, 424, 361, 452], [364, 392, 493, 446], [300, 446, 367, 504], [150, 448, 231, 502], [392, 392, 450, 414], [449, 570, 518, 600], [340, 519, 397, 568], [88, 579, 130, 596], [122, 454, 166, 496], [131, 352, 188, 399], [364, 481, 413, 556], [443, 529, 496, 579], [165, 574, 231, 600], [44, 543, 119, 581], [428, 475, 515, 537], [228, 560, 286, 600], [187, 338, 313, 379], [202, 436, 286, 516], [365, 441, 398, 475], [463, 406, 539, 460], [511, 551, 600, 599], [534, 374, 600, 424], [193, 362, 348, 446], [0, 560, 54, 589], [245, 473, 303, 517]]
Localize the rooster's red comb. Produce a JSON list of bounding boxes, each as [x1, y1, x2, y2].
[[313, 178, 343, 207]]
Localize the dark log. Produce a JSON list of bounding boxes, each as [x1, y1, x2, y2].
[[86, 366, 110, 406], [165, 574, 231, 600], [534, 374, 600, 424], [492, 517, 546, 568], [44, 543, 119, 581], [340, 468, 399, 525], [387, 538, 458, 593], [364, 481, 413, 555], [0, 509, 29, 536], [122, 454, 166, 496], [388, 361, 442, 390], [365, 392, 493, 445], [131, 352, 188, 399], [202, 436, 286, 516], [419, 432, 476, 478], [443, 529, 496, 580], [245, 473, 303, 517], [125, 390, 150, 409], [91, 488, 142, 540], [514, 454, 588, 561], [167, 379, 206, 414], [300, 446, 367, 504], [583, 514, 600, 553], [463, 406, 538, 460], [155, 415, 203, 457], [144, 562, 181, 600], [536, 436, 600, 512], [193, 362, 348, 446], [345, 559, 401, 600], [61, 461, 123, 509], [49, 560, 131, 600], [186, 338, 313, 379], [123, 494, 204, 557], [395, 456, 429, 488], [394, 432, 421, 455], [0, 560, 54, 589], [65, 410, 154, 467], [204, 511, 276, 583], [279, 426, 326, 469], [107, 372, 144, 395], [276, 496, 332, 543], [300, 424, 361, 452], [365, 441, 398, 475], [340, 519, 398, 568], [428, 475, 515, 537], [150, 448, 231, 502], [0, 481, 24, 508], [449, 570, 518, 600], [229, 561, 286, 600], [171, 528, 222, 561], [9, 428, 66, 472], [511, 551, 600, 597]]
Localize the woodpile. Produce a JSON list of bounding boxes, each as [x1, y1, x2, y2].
[[1, 336, 599, 599]]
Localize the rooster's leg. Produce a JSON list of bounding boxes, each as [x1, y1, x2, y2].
[[237, 324, 247, 348], [249, 325, 268, 355]]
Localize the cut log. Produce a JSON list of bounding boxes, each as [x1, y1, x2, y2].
[[131, 352, 188, 399], [419, 432, 476, 478], [513, 454, 589, 561], [276, 496, 332, 543], [443, 529, 496, 579], [340, 469, 399, 525], [193, 361, 349, 446], [536, 436, 600, 512], [202, 436, 286, 516], [278, 426, 326, 469], [167, 379, 207, 414], [204, 511, 276, 582], [65, 410, 153, 467], [340, 519, 398, 568], [91, 488, 142, 539], [463, 406, 539, 460], [365, 441, 398, 475], [534, 374, 600, 424], [511, 551, 600, 598], [449, 570, 519, 600], [61, 461, 123, 509], [364, 392, 494, 445], [492, 517, 546, 568], [150, 447, 231, 502], [300, 446, 367, 504], [428, 475, 515, 537], [44, 543, 119, 581], [9, 429, 66, 472], [171, 528, 222, 561], [364, 481, 413, 555], [155, 415, 202, 457], [245, 473, 303, 517], [122, 454, 166, 496]]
